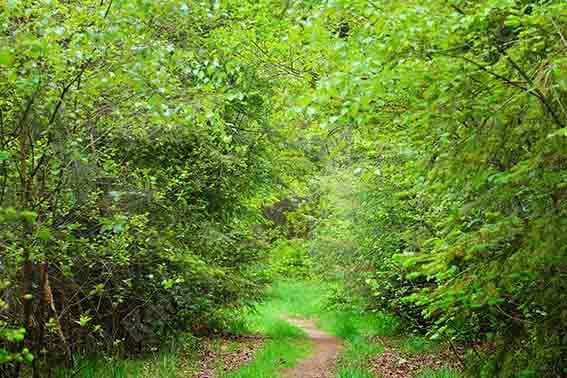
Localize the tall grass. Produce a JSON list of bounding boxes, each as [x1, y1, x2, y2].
[[54, 336, 197, 378], [53, 354, 175, 378]]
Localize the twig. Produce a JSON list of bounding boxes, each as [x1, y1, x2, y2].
[[31, 62, 90, 180], [104, 0, 113, 18], [551, 17, 567, 50], [497, 45, 565, 129], [447, 336, 466, 370], [449, 4, 466, 15]]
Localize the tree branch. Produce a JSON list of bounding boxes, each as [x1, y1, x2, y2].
[[497, 45, 565, 129]]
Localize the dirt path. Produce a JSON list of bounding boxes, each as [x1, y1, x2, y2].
[[282, 317, 343, 378]]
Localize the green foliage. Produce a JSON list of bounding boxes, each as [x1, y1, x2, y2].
[[290, 1, 567, 376], [400, 337, 436, 356], [269, 240, 312, 279], [3, 0, 567, 376], [0, 0, 311, 374], [0, 209, 33, 366]]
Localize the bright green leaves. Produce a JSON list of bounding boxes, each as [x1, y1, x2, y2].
[[0, 328, 26, 344], [0, 345, 33, 365], [36, 227, 52, 241], [0, 0, 285, 368], [548, 128, 567, 139], [294, 0, 567, 376], [0, 280, 32, 365], [0, 49, 13, 66], [75, 314, 93, 328]]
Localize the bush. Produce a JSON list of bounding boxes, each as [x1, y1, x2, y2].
[[269, 240, 312, 279]]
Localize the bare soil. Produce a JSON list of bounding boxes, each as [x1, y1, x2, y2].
[[192, 335, 265, 378], [369, 336, 462, 378], [281, 317, 343, 378]]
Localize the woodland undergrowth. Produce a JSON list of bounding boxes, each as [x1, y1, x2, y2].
[[2, 1, 566, 377]]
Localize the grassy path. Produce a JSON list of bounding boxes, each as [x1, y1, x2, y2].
[[223, 317, 310, 378], [227, 281, 461, 378], [281, 317, 342, 377], [55, 281, 460, 377]]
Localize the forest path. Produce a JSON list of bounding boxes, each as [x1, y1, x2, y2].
[[281, 316, 343, 378]]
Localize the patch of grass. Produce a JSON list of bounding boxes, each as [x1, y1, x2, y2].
[[416, 367, 460, 378], [149, 351, 178, 378], [223, 282, 312, 377], [336, 334, 384, 375], [54, 357, 146, 378], [54, 351, 181, 378], [400, 336, 436, 355], [256, 281, 400, 378], [319, 310, 399, 340], [336, 367, 375, 378], [224, 338, 310, 378], [315, 307, 397, 378], [54, 335, 199, 378], [265, 280, 400, 339], [265, 280, 328, 317], [317, 303, 399, 378]]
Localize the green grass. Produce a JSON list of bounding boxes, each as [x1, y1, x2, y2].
[[222, 282, 313, 377], [335, 334, 384, 378], [53, 351, 181, 378], [261, 280, 401, 378], [336, 369, 375, 378], [400, 336, 436, 355], [224, 338, 310, 378], [326, 313, 390, 378], [319, 310, 400, 340], [261, 280, 328, 317], [53, 335, 198, 378], [264, 281, 400, 338]]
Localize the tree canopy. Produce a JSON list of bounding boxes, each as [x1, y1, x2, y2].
[[1, 1, 566, 377]]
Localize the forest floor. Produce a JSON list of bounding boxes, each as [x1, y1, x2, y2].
[[281, 316, 342, 378], [57, 281, 460, 378], [194, 280, 462, 378]]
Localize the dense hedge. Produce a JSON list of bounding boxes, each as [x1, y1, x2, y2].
[[300, 1, 567, 376], [0, 1, 283, 375]]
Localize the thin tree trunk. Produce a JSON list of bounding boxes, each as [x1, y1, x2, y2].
[[18, 97, 35, 378]]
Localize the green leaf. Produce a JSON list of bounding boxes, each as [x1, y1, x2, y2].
[[37, 227, 52, 241], [0, 49, 13, 66], [547, 128, 567, 138]]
